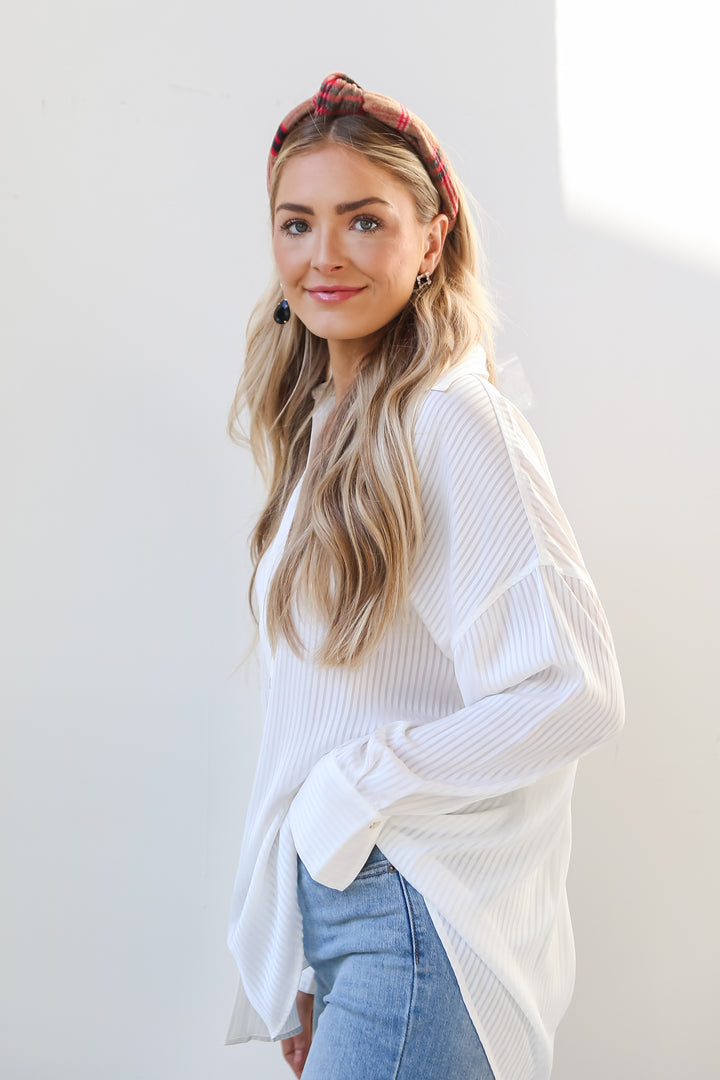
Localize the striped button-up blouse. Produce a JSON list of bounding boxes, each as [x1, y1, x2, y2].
[[225, 347, 624, 1080]]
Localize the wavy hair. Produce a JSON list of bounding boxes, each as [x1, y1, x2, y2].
[[228, 114, 497, 666]]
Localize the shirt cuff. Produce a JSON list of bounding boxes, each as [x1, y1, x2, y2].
[[288, 752, 384, 891], [298, 966, 317, 995]]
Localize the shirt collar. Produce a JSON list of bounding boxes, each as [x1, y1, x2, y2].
[[430, 346, 489, 392], [309, 344, 489, 405]]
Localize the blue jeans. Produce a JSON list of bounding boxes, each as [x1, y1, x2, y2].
[[296, 845, 495, 1080]]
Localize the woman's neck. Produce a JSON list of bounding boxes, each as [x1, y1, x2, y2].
[[327, 332, 383, 402]]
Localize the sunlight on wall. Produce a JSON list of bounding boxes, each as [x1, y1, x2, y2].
[[555, 0, 720, 270]]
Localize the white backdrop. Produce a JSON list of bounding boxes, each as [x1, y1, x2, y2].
[[2, 3, 718, 1078]]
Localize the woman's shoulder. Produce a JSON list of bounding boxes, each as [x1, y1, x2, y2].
[[414, 347, 517, 461], [413, 347, 562, 532], [413, 349, 588, 583]]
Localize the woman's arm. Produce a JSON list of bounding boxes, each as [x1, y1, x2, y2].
[[288, 562, 623, 890], [288, 372, 624, 891]]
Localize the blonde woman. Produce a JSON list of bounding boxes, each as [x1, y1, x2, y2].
[[225, 74, 624, 1080]]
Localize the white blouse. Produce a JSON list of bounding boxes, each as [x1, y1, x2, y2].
[[225, 348, 624, 1080]]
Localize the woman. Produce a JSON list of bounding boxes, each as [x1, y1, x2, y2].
[[225, 73, 624, 1080]]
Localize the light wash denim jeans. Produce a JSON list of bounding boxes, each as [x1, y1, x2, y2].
[[296, 845, 495, 1080]]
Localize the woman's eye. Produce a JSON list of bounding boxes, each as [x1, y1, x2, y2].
[[352, 216, 382, 233], [280, 219, 310, 236]]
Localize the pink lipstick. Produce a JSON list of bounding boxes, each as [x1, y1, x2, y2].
[[306, 286, 366, 303]]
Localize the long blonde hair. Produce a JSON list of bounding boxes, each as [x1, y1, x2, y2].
[[228, 114, 497, 666]]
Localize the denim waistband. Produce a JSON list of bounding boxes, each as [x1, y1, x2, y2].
[[361, 844, 389, 869]]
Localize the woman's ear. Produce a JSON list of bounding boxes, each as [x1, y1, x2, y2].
[[420, 213, 450, 275]]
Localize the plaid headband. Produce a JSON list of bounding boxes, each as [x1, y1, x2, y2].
[[268, 72, 459, 226]]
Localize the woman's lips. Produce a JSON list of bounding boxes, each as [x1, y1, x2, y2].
[[305, 286, 366, 303]]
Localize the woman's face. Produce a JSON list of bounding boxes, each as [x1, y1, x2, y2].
[[272, 144, 447, 364]]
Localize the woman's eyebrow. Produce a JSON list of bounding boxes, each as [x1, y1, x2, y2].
[[275, 202, 313, 215], [335, 197, 392, 214], [274, 197, 392, 216]]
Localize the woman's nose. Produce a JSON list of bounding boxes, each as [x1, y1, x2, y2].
[[311, 227, 345, 274]]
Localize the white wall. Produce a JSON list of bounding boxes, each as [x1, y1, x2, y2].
[[2, 3, 717, 1078]]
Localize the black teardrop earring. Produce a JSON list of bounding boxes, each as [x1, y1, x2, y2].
[[273, 298, 291, 325]]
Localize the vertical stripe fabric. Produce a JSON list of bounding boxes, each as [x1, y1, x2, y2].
[[225, 348, 624, 1080]]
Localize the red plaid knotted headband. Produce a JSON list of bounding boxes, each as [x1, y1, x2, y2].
[[268, 73, 459, 226]]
